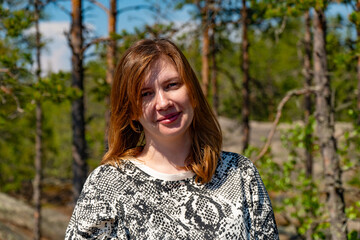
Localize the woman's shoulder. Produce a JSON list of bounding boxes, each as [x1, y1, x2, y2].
[[206, 151, 270, 202], [86, 160, 137, 183], [219, 151, 256, 173], [86, 163, 121, 184], [80, 163, 131, 201], [208, 151, 261, 187]]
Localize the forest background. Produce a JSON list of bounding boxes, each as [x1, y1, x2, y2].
[[1, 0, 360, 239]]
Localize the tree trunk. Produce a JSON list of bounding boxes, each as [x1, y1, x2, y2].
[[34, 102, 42, 240], [358, 44, 360, 125], [357, 0, 360, 126], [104, 0, 117, 150], [200, 1, 210, 98], [313, 9, 347, 240], [303, 11, 315, 240], [241, 0, 250, 152], [303, 10, 313, 179], [210, 2, 218, 115], [33, 0, 42, 239], [71, 0, 87, 201]]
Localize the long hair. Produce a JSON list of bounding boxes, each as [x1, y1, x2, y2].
[[102, 39, 222, 184]]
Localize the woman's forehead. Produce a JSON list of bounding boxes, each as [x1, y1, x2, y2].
[[142, 56, 179, 86]]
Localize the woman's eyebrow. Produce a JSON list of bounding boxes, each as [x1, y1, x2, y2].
[[164, 76, 181, 82], [140, 86, 151, 91], [141, 76, 181, 90]]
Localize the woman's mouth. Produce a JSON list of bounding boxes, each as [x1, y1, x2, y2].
[[157, 112, 181, 124]]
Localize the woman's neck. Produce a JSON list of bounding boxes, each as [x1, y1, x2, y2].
[[136, 133, 192, 174]]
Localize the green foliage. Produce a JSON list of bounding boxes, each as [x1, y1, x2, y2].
[[0, 4, 33, 37], [86, 60, 109, 102], [345, 200, 360, 240], [219, 17, 304, 121], [349, 11, 360, 27], [41, 101, 72, 180], [32, 71, 81, 103], [255, 117, 328, 238], [338, 109, 360, 171], [0, 99, 74, 192], [345, 201, 360, 220], [0, 0, 80, 193], [0, 1, 34, 120], [0, 112, 35, 192], [84, 63, 107, 168], [0, 1, 34, 193], [254, 106, 360, 238], [348, 230, 360, 240]]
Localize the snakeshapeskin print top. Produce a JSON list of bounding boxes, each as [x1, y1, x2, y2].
[[65, 151, 279, 239]]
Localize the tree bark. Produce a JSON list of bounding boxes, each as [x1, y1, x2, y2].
[[313, 9, 347, 240], [210, 1, 218, 115], [241, 0, 250, 152], [357, 0, 360, 126], [70, 0, 88, 201], [303, 11, 315, 240], [33, 0, 42, 239], [104, 0, 117, 149], [34, 102, 42, 240], [303, 10, 313, 179], [200, 1, 210, 98]]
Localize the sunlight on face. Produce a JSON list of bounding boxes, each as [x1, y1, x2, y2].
[[138, 56, 194, 143]]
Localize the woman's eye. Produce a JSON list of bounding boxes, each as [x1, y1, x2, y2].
[[167, 82, 180, 89], [141, 91, 152, 97]]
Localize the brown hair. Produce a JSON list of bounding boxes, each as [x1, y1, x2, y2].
[[102, 39, 222, 183]]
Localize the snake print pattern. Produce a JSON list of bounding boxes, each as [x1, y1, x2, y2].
[[65, 151, 279, 239]]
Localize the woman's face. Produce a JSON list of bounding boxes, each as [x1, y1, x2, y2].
[[138, 56, 194, 143]]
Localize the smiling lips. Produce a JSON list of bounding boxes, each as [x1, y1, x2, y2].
[[157, 112, 181, 124]]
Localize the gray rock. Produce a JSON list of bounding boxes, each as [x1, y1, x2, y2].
[[0, 192, 70, 240]]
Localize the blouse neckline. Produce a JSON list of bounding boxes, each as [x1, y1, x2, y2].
[[129, 159, 195, 181]]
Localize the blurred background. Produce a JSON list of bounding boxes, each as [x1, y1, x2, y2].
[[0, 0, 360, 239]]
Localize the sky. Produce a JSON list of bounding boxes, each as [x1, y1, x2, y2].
[[38, 1, 353, 74], [40, 0, 192, 73]]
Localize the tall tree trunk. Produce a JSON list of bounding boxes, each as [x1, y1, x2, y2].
[[313, 9, 347, 240], [357, 0, 360, 126], [241, 0, 250, 152], [303, 11, 314, 240], [303, 10, 313, 179], [104, 0, 117, 149], [210, 2, 218, 115], [33, 0, 42, 239], [200, 1, 210, 98], [70, 0, 87, 201], [34, 102, 42, 240]]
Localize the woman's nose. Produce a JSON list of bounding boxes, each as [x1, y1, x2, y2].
[[155, 91, 171, 111]]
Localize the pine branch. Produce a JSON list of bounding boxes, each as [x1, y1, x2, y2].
[[88, 0, 109, 15], [342, 163, 360, 173], [117, 5, 156, 15], [1, 68, 19, 110], [50, 1, 71, 16], [254, 86, 320, 162], [275, 16, 287, 43], [81, 37, 110, 54]]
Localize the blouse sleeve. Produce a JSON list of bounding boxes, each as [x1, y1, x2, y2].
[[65, 166, 128, 240], [247, 161, 279, 240]]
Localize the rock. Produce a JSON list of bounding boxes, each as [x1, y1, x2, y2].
[[0, 221, 28, 240], [0, 192, 70, 240]]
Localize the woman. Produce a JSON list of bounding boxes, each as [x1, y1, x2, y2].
[[65, 39, 279, 239]]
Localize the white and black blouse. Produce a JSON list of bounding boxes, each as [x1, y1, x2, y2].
[[65, 151, 279, 239]]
